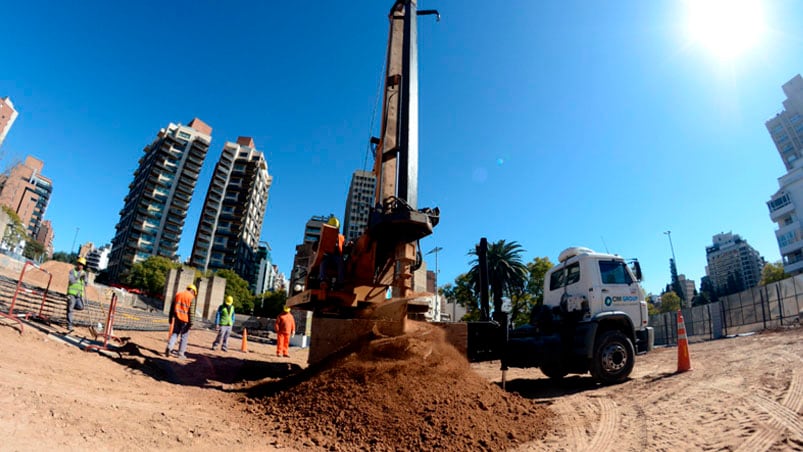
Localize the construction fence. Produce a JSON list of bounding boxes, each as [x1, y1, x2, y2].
[[650, 274, 803, 346]]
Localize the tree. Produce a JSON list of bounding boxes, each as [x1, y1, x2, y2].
[[760, 261, 788, 285], [659, 291, 681, 313], [52, 251, 78, 263], [216, 269, 255, 314], [502, 256, 555, 328], [23, 240, 46, 262], [126, 256, 181, 296], [468, 240, 528, 322], [440, 273, 477, 321], [1, 205, 27, 253], [254, 290, 288, 318]]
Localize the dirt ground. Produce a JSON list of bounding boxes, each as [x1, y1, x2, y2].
[[0, 314, 802, 451]]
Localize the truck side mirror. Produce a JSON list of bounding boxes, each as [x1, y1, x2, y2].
[[632, 261, 643, 281]]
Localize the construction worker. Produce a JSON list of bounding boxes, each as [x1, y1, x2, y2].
[[66, 257, 88, 333], [211, 295, 236, 352], [275, 306, 295, 357], [165, 284, 197, 359], [319, 216, 346, 288]]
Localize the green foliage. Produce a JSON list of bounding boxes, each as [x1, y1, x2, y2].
[[468, 240, 528, 320], [659, 291, 681, 313], [216, 269, 255, 314], [760, 261, 788, 286], [51, 251, 78, 263], [502, 256, 555, 328], [440, 273, 477, 321], [126, 256, 181, 296], [254, 290, 288, 318], [23, 240, 46, 262], [1, 205, 27, 252]]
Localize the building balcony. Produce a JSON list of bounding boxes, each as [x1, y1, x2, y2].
[[769, 202, 795, 222], [780, 236, 803, 257], [784, 258, 803, 275]]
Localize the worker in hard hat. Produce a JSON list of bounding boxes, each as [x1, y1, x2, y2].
[[274, 306, 296, 357], [211, 295, 236, 352], [65, 256, 89, 334], [165, 284, 197, 359], [319, 216, 346, 289]]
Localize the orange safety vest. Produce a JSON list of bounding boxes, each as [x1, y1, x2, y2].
[[275, 312, 295, 335], [173, 290, 194, 322]]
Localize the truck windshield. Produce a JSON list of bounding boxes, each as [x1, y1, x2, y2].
[[549, 262, 580, 290], [599, 260, 633, 285]]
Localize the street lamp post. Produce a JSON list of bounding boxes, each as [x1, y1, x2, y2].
[[426, 246, 443, 321], [664, 230, 677, 264]]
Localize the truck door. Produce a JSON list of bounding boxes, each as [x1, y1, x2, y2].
[[597, 259, 642, 321]]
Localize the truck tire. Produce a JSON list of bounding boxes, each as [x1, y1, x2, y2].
[[590, 330, 635, 385], [540, 362, 568, 380]]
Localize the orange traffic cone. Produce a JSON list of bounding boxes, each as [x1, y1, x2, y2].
[[241, 328, 249, 353], [676, 310, 691, 373]]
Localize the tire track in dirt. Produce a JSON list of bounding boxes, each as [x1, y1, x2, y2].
[[711, 369, 803, 451], [584, 397, 618, 451]]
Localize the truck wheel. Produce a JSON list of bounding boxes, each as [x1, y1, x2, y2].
[[540, 362, 568, 380], [590, 330, 635, 385]]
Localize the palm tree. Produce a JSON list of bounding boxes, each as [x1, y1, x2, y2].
[[468, 240, 528, 322]]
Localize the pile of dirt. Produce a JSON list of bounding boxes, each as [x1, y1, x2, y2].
[[250, 322, 553, 451]]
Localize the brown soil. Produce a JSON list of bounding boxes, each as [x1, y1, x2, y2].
[[251, 322, 552, 451]]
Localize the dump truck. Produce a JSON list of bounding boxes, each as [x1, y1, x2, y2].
[[468, 245, 654, 385]]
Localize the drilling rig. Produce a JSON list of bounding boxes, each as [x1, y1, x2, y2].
[[286, 0, 441, 364]]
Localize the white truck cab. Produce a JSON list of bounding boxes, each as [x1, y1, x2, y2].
[[544, 247, 649, 332]]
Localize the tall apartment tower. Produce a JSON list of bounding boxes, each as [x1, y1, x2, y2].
[[766, 74, 803, 274], [0, 155, 53, 244], [0, 97, 18, 149], [705, 232, 764, 297], [189, 137, 272, 286], [107, 118, 212, 282], [342, 170, 377, 243]]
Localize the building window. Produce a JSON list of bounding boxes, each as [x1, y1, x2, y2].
[[178, 131, 192, 139]]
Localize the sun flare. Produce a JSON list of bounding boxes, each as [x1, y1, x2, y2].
[[684, 0, 766, 60]]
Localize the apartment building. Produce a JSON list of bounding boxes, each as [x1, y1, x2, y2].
[[107, 118, 212, 282], [0, 155, 53, 245], [189, 137, 271, 287]]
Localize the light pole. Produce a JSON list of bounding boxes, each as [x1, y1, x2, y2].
[[71, 227, 80, 254], [664, 230, 677, 264], [426, 246, 443, 321]]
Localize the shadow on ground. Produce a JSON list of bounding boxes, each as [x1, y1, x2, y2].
[[105, 342, 303, 389]]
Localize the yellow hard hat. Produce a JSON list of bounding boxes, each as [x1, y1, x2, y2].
[[283, 306, 291, 312], [187, 284, 197, 294], [226, 295, 234, 305], [327, 216, 340, 228], [76, 257, 87, 266]]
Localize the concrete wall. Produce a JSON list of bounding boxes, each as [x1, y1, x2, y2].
[[163, 267, 227, 322]]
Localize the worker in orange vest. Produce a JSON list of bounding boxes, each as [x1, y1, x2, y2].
[[275, 306, 296, 357], [165, 284, 197, 359]]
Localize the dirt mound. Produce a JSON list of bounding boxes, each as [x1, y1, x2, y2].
[[251, 322, 553, 451]]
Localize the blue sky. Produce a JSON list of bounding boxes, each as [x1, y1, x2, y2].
[[1, 0, 802, 296]]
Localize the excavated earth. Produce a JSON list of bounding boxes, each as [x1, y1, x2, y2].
[[249, 322, 552, 451]]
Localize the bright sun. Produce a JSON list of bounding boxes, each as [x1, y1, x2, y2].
[[685, 0, 766, 60]]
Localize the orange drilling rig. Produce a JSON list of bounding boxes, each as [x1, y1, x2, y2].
[[286, 0, 441, 364]]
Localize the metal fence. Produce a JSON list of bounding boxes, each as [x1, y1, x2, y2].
[[650, 274, 803, 346]]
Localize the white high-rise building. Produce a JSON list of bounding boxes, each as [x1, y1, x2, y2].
[[189, 137, 272, 287], [767, 75, 803, 274]]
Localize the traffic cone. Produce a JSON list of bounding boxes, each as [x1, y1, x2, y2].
[[676, 310, 691, 373], [241, 328, 248, 353]]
